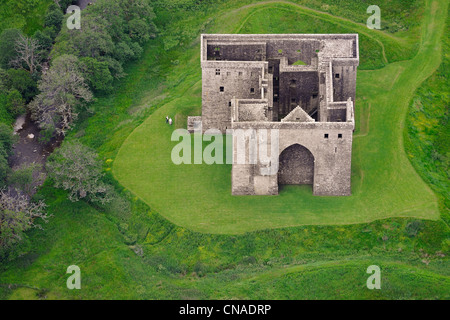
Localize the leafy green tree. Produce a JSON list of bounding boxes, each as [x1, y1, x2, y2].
[[0, 29, 23, 69], [45, 3, 64, 31], [0, 123, 15, 154], [0, 124, 14, 186], [5, 89, 25, 117], [46, 141, 112, 204], [8, 163, 43, 197], [53, 15, 114, 59], [33, 28, 55, 56], [80, 57, 114, 92], [0, 68, 5, 91], [97, 56, 125, 79], [0, 149, 10, 187], [4, 69, 38, 103], [128, 18, 152, 44], [113, 41, 136, 63]]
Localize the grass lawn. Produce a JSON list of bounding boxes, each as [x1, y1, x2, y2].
[[113, 0, 446, 234], [1, 0, 448, 300]]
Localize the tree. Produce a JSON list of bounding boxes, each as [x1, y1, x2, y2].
[[0, 190, 48, 258], [0, 123, 15, 154], [5, 89, 25, 117], [0, 124, 15, 186], [46, 141, 112, 204], [54, 14, 114, 59], [45, 2, 64, 31], [79, 57, 113, 92], [0, 150, 10, 187], [0, 29, 22, 69], [12, 34, 41, 74], [8, 163, 43, 197], [34, 28, 55, 56], [29, 54, 93, 135], [4, 68, 38, 103]]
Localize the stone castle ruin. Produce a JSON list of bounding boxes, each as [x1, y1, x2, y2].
[[191, 34, 359, 196]]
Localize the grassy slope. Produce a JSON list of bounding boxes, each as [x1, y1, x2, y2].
[[404, 17, 449, 221], [0, 0, 448, 300], [112, 1, 444, 234]]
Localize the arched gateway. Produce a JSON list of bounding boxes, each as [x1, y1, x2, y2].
[[278, 144, 314, 186]]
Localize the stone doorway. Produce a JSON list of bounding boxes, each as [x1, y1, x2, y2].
[[278, 144, 314, 185]]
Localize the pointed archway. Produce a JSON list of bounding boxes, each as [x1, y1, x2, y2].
[[278, 144, 314, 185]]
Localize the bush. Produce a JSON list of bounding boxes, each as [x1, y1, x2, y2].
[[405, 220, 425, 238], [8, 163, 43, 196]]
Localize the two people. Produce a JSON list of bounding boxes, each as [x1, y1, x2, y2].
[[165, 116, 173, 125]]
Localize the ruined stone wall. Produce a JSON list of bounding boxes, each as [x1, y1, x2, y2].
[[202, 62, 265, 131], [207, 43, 265, 61], [231, 122, 354, 196], [278, 71, 319, 117], [332, 63, 357, 102], [265, 40, 320, 65]]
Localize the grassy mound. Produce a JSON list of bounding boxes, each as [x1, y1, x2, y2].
[[113, 1, 444, 234]]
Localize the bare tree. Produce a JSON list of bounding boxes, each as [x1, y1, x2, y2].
[[0, 190, 48, 254], [12, 34, 41, 74], [29, 54, 93, 135]]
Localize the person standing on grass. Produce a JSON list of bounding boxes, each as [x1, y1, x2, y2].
[[166, 116, 169, 123], [169, 118, 173, 125]]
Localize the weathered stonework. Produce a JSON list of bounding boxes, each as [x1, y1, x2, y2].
[[197, 34, 359, 196]]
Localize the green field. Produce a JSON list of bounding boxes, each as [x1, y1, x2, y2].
[[113, 1, 445, 234], [0, 0, 448, 300]]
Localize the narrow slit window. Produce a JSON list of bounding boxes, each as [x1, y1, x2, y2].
[[228, 101, 232, 106]]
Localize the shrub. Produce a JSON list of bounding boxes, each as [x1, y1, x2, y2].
[[405, 220, 425, 238]]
